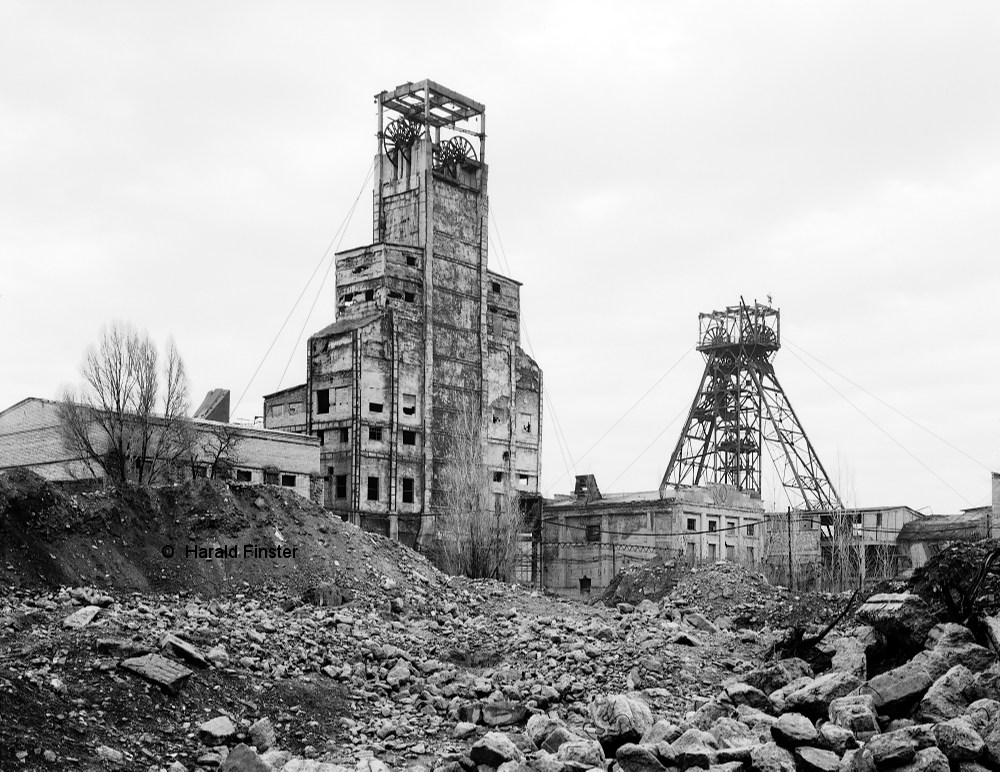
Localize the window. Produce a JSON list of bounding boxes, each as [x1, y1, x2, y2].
[[585, 524, 601, 543], [367, 476, 379, 501], [317, 389, 330, 414], [727, 520, 737, 532], [236, 470, 252, 483], [317, 430, 325, 446], [492, 315, 502, 338], [369, 402, 383, 413], [876, 512, 883, 528], [339, 427, 349, 443], [369, 426, 383, 441], [264, 471, 279, 485], [746, 523, 755, 537], [406, 256, 417, 267], [335, 474, 347, 499], [272, 403, 285, 417], [686, 542, 696, 561], [401, 393, 416, 416], [726, 544, 735, 561], [342, 292, 354, 302], [493, 471, 503, 483], [281, 474, 296, 488], [288, 403, 298, 414], [747, 546, 755, 563], [708, 520, 717, 532], [193, 466, 207, 479], [364, 289, 374, 301], [520, 413, 532, 433], [686, 518, 697, 531], [708, 543, 717, 560], [403, 292, 415, 303], [518, 474, 530, 487], [491, 281, 501, 293], [402, 430, 416, 446], [402, 477, 414, 504]]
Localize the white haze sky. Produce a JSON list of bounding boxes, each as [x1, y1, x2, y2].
[[2, 2, 998, 515]]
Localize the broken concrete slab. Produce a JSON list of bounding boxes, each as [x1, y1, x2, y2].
[[159, 632, 209, 668], [62, 605, 101, 629], [120, 653, 193, 694]]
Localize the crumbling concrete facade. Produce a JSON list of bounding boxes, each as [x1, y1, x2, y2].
[[264, 80, 542, 547]]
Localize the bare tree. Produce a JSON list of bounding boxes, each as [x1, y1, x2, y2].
[[199, 421, 245, 479], [59, 322, 191, 485], [427, 404, 523, 579]]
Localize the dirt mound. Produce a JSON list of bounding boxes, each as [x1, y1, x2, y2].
[[0, 470, 451, 613]]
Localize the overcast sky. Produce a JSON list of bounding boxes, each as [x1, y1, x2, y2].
[[2, 1, 998, 514]]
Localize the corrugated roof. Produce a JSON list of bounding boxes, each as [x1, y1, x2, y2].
[[310, 312, 383, 340]]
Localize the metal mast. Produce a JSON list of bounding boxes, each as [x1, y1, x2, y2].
[[661, 300, 841, 511]]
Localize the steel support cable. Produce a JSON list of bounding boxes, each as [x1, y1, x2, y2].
[[276, 161, 375, 389], [784, 337, 993, 473], [233, 158, 377, 414], [783, 345, 974, 506], [605, 403, 691, 491]]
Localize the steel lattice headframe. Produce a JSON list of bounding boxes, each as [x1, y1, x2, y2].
[[660, 300, 842, 511]]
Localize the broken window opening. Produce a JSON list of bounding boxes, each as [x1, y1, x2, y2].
[[402, 477, 414, 504], [264, 471, 279, 485], [585, 525, 601, 543], [369, 402, 383, 413], [335, 474, 347, 499], [317, 389, 330, 414], [401, 393, 416, 416], [281, 474, 296, 488], [708, 520, 717, 532], [403, 292, 415, 303], [686, 518, 696, 531], [491, 281, 501, 293], [317, 430, 325, 446], [520, 413, 532, 433], [364, 289, 375, 301], [406, 256, 417, 267], [339, 427, 349, 443], [402, 430, 416, 446], [493, 471, 503, 483], [367, 476, 379, 501]]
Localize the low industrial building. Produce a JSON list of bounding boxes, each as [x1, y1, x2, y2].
[[542, 475, 765, 596], [0, 397, 320, 500]]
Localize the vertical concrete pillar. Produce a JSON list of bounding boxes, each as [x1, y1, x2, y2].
[[990, 471, 1000, 540]]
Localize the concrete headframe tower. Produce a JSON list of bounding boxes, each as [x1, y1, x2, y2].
[[289, 80, 543, 548], [661, 300, 841, 511]]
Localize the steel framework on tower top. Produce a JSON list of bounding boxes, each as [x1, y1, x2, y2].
[[661, 300, 842, 511]]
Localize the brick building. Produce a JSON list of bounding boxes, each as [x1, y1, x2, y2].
[[0, 397, 320, 499], [264, 80, 543, 547]]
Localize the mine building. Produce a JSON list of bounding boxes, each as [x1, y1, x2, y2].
[[264, 80, 543, 549]]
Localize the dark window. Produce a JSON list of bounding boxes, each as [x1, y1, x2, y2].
[[364, 289, 374, 301], [367, 476, 379, 501], [339, 427, 349, 443], [403, 292, 415, 302], [193, 466, 207, 479], [491, 281, 501, 293], [264, 471, 279, 485], [402, 430, 416, 446], [876, 512, 883, 527], [401, 393, 416, 416], [317, 430, 325, 446], [746, 523, 755, 536], [708, 520, 717, 532], [369, 426, 383, 441], [335, 474, 347, 499], [585, 524, 601, 543], [402, 477, 414, 504], [280, 474, 296, 487], [520, 413, 532, 433], [342, 292, 353, 302], [236, 470, 252, 483], [686, 518, 696, 531], [493, 471, 503, 483], [369, 402, 383, 413], [317, 389, 330, 414], [406, 256, 417, 267]]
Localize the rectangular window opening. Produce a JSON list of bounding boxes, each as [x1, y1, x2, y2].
[[236, 470, 252, 483], [491, 281, 501, 293], [520, 413, 532, 433], [369, 426, 383, 441], [585, 524, 601, 543], [518, 474, 530, 487], [367, 476, 379, 501], [317, 389, 330, 414], [493, 471, 503, 483], [364, 289, 374, 302], [746, 523, 755, 536], [280, 474, 296, 487], [335, 474, 347, 499], [264, 471, 279, 485], [369, 402, 383, 413], [401, 393, 416, 416], [406, 256, 417, 267], [339, 427, 349, 443], [686, 518, 697, 532], [402, 430, 416, 446], [402, 477, 414, 504], [708, 520, 717, 532]]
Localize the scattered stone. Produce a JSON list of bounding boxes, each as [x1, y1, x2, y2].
[[771, 712, 817, 747], [896, 747, 950, 772], [481, 701, 528, 727], [96, 745, 124, 763], [795, 746, 840, 772], [589, 693, 654, 752], [865, 730, 918, 766], [918, 665, 977, 723], [248, 718, 276, 752], [120, 653, 194, 694], [933, 717, 985, 761], [783, 671, 863, 717], [470, 732, 524, 767], [750, 742, 796, 772], [617, 742, 667, 772], [671, 727, 718, 769], [63, 605, 101, 629], [817, 722, 856, 755], [219, 744, 271, 771], [160, 632, 210, 668], [828, 694, 880, 741], [200, 716, 238, 744]]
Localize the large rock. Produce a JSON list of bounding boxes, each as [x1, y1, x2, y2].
[[783, 671, 863, 718], [771, 713, 817, 748], [796, 746, 841, 772], [556, 738, 605, 770], [858, 659, 935, 716], [770, 676, 815, 714], [642, 720, 683, 745], [750, 742, 796, 772], [470, 733, 525, 767], [895, 747, 950, 772], [855, 593, 936, 651], [248, 718, 276, 752], [526, 714, 567, 747], [710, 718, 759, 750], [671, 728, 719, 769], [966, 699, 1000, 734], [199, 716, 237, 744], [159, 632, 209, 668], [829, 637, 868, 680], [589, 693, 654, 752], [933, 718, 984, 762], [818, 723, 857, 755], [63, 605, 101, 629], [120, 653, 193, 695], [219, 744, 272, 771], [725, 683, 773, 713], [925, 624, 997, 676], [917, 665, 976, 723], [744, 659, 813, 695], [617, 743, 667, 772], [974, 666, 1000, 701], [839, 748, 875, 772], [482, 701, 528, 727], [865, 730, 917, 767]]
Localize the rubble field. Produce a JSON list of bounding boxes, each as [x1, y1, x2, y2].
[[6, 470, 1000, 772]]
